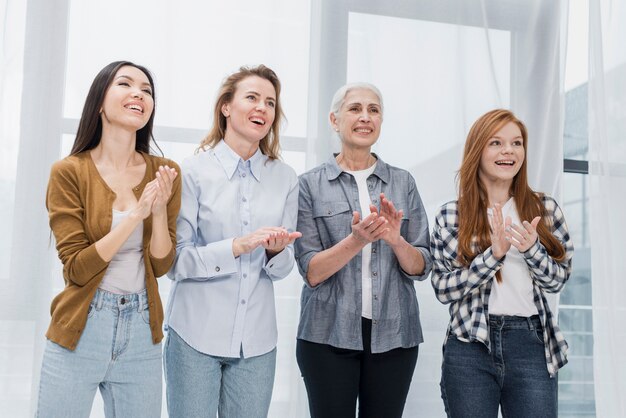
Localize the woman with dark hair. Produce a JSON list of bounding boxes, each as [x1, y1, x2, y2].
[[37, 61, 181, 417], [294, 83, 431, 418], [431, 109, 574, 417], [165, 64, 300, 418]]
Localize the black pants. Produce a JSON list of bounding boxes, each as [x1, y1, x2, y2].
[[296, 318, 419, 418]]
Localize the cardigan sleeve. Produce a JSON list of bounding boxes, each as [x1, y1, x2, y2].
[[46, 159, 109, 286], [147, 159, 182, 277]]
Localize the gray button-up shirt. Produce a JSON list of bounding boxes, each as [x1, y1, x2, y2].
[[295, 155, 432, 353]]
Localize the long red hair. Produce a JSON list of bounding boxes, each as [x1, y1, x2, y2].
[[457, 109, 565, 281]]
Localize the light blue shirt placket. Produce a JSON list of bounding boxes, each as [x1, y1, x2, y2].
[[232, 159, 253, 355]]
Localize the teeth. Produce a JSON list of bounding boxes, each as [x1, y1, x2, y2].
[[354, 128, 372, 133], [126, 104, 143, 113], [496, 161, 514, 165], [250, 118, 265, 125]]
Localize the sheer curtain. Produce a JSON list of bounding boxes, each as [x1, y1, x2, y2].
[[1, 1, 576, 417], [588, 1, 626, 417], [307, 1, 566, 415]]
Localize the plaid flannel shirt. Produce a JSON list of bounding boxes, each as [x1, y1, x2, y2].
[[430, 195, 574, 377]]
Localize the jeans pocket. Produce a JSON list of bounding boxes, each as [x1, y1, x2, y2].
[[532, 327, 545, 345], [140, 306, 151, 325], [87, 304, 96, 319]]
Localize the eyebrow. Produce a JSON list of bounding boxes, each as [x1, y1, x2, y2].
[[245, 90, 276, 102], [115, 75, 152, 87], [345, 102, 380, 107], [492, 135, 523, 139]]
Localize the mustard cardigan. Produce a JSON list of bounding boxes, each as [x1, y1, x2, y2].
[[45, 151, 181, 350]]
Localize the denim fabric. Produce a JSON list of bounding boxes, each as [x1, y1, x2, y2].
[[295, 154, 432, 353], [440, 315, 557, 418], [37, 289, 162, 418], [164, 328, 276, 418]]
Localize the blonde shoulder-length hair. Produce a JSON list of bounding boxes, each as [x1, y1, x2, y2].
[[197, 64, 284, 160]]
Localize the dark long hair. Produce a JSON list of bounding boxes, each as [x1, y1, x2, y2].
[[70, 61, 161, 156]]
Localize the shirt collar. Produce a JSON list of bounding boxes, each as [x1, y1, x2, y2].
[[325, 153, 390, 183], [213, 140, 264, 181]]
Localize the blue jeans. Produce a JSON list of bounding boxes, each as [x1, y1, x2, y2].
[[440, 315, 557, 418], [37, 289, 162, 418], [164, 328, 276, 418]]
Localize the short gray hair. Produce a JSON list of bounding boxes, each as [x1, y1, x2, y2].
[[329, 82, 384, 117]]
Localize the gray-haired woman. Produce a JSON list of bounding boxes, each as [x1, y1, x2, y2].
[[294, 83, 432, 418]]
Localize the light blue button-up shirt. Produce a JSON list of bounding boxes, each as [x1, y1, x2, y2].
[[166, 140, 299, 358]]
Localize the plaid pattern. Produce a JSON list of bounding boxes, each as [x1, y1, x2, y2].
[[430, 195, 574, 377]]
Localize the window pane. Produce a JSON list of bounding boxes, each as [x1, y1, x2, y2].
[[559, 172, 595, 416], [64, 0, 310, 137]]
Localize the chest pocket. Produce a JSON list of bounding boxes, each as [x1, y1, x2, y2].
[[312, 201, 352, 248]]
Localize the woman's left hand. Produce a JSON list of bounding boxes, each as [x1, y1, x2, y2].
[[151, 165, 178, 217], [375, 193, 403, 247], [506, 216, 541, 252], [263, 229, 303, 256]]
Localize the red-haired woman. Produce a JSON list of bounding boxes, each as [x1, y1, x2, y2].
[[430, 109, 573, 417]]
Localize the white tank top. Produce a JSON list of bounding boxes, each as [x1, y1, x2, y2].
[[99, 209, 146, 294]]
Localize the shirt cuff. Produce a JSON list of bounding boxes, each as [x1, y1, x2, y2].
[[197, 238, 238, 277]]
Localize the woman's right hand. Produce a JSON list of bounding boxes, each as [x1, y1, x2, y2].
[[232, 227, 293, 257], [350, 211, 388, 245], [132, 180, 158, 220], [489, 203, 512, 259]]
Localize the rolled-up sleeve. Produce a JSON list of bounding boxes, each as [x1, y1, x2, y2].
[[400, 176, 432, 281], [294, 176, 321, 287]]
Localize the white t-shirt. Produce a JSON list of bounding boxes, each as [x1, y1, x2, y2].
[[346, 163, 377, 319], [488, 197, 539, 316]]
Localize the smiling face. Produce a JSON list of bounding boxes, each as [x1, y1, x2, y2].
[[330, 88, 382, 152], [100, 65, 154, 132], [478, 121, 525, 187], [221, 75, 276, 148]]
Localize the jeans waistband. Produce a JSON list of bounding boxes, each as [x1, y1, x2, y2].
[[489, 314, 542, 330], [92, 288, 148, 312]]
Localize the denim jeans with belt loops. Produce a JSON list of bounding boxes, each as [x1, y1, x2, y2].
[[37, 289, 162, 418], [440, 315, 557, 418]]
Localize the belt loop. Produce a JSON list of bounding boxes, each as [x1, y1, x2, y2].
[[137, 294, 144, 313], [95, 289, 104, 311], [526, 317, 534, 331]]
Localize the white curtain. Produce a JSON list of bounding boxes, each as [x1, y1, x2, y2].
[[332, 1, 566, 415], [0, 1, 582, 417], [588, 1, 626, 417]]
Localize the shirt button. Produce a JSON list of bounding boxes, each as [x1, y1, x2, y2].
[[242, 197, 247, 202], [368, 184, 373, 189], [327, 210, 332, 215], [215, 266, 221, 272], [243, 273, 247, 278], [372, 248, 377, 254], [241, 173, 247, 177], [241, 299, 246, 305], [243, 221, 248, 225], [373, 320, 378, 325], [374, 295, 378, 300], [373, 272, 377, 277]]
